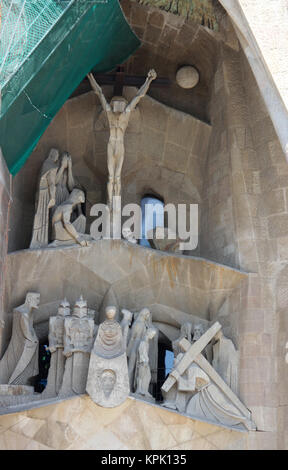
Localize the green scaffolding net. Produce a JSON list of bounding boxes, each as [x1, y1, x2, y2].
[[0, 0, 72, 89], [0, 0, 140, 175]]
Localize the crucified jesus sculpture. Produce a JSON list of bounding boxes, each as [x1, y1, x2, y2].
[[87, 69, 157, 208]]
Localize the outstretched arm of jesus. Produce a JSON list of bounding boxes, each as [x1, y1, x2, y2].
[[126, 69, 157, 112], [87, 73, 111, 111]]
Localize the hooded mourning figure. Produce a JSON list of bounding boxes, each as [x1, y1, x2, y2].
[[0, 292, 40, 386], [30, 149, 59, 249]]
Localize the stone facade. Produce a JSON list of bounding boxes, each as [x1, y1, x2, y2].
[[121, 0, 219, 121], [131, 0, 219, 30], [1, 0, 288, 451], [0, 395, 267, 450], [219, 0, 288, 160], [200, 13, 288, 448]]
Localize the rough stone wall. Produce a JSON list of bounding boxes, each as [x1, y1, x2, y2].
[[219, 0, 288, 160], [213, 275, 278, 450], [121, 0, 218, 122], [200, 42, 239, 268], [131, 0, 219, 30], [3, 240, 246, 346], [0, 150, 11, 355], [201, 14, 288, 449], [238, 0, 288, 113], [4, 1, 288, 450], [0, 395, 262, 450], [237, 38, 288, 451]]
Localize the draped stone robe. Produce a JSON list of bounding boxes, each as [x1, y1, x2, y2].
[[59, 316, 94, 397], [0, 308, 38, 386]]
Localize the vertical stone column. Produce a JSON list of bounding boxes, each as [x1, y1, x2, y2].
[[202, 14, 287, 448], [0, 148, 12, 355], [219, 0, 288, 161]]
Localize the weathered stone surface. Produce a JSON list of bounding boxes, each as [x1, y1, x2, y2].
[[0, 293, 40, 386], [131, 1, 219, 30], [0, 395, 251, 450], [4, 241, 247, 335], [2, 0, 288, 451]]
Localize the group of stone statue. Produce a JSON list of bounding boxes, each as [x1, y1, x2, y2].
[[44, 296, 95, 397], [161, 320, 255, 430], [0, 292, 158, 409], [30, 149, 91, 249], [4, 67, 259, 433], [29, 69, 157, 251], [0, 292, 255, 430]]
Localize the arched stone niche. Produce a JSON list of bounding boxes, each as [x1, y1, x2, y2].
[[8, 88, 211, 254]]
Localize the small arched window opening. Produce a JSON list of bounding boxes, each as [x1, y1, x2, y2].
[[139, 194, 164, 248]]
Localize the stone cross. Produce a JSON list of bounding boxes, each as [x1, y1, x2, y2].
[[161, 321, 252, 421], [83, 66, 170, 97]]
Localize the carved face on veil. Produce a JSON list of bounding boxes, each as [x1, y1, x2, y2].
[[101, 369, 116, 398]]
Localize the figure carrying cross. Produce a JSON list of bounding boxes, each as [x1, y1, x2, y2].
[[161, 322, 256, 431], [87, 69, 157, 209]]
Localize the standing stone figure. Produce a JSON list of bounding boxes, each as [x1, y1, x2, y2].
[[30, 149, 60, 248], [59, 296, 94, 396], [0, 293, 40, 386], [134, 328, 157, 399], [87, 69, 157, 207], [50, 189, 90, 247], [172, 322, 193, 356], [42, 299, 71, 398], [162, 329, 256, 430], [127, 307, 151, 389], [120, 308, 133, 347], [212, 330, 239, 394], [30, 149, 78, 249], [86, 306, 130, 407], [54, 152, 75, 208]]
